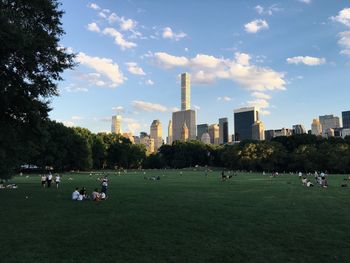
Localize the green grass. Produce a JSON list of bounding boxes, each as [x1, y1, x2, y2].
[[1, 170, 350, 263]]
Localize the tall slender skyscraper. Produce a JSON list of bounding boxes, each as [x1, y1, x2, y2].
[[219, 118, 229, 144], [111, 115, 122, 134], [181, 73, 190, 111], [311, 119, 322, 136], [150, 120, 162, 152], [234, 107, 259, 141], [167, 120, 173, 145], [172, 72, 196, 141]]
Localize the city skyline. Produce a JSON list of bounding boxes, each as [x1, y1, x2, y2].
[[50, 0, 350, 137]]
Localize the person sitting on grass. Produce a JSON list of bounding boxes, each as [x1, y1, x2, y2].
[[301, 177, 308, 186], [100, 191, 106, 200], [306, 180, 314, 187], [79, 187, 89, 200], [91, 188, 100, 201], [72, 187, 80, 200], [322, 177, 328, 188]]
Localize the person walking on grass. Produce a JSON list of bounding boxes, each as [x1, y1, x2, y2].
[[47, 172, 53, 188], [41, 174, 47, 188], [101, 176, 108, 195], [55, 174, 61, 189]]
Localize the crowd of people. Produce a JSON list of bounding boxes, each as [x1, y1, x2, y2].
[[72, 176, 108, 201], [40, 172, 60, 188], [300, 171, 328, 188]]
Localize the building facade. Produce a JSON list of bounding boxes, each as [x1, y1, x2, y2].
[[111, 115, 122, 134], [342, 111, 350, 129], [150, 120, 162, 152], [252, 121, 265, 141], [319, 115, 340, 137], [167, 120, 173, 145], [197, 124, 209, 141], [219, 118, 229, 144], [311, 119, 322, 136], [292, 124, 306, 134], [181, 123, 189, 142], [172, 110, 196, 141], [208, 124, 219, 144], [234, 107, 259, 141], [181, 73, 190, 111]]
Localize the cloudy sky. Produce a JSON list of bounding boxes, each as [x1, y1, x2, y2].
[[52, 0, 350, 137]]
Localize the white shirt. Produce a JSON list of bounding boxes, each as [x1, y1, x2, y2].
[[55, 176, 60, 182], [48, 174, 53, 180], [72, 190, 80, 200]]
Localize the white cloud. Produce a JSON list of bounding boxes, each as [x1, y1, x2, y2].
[[107, 12, 119, 24], [154, 52, 189, 69], [244, 19, 269, 33], [184, 47, 189, 52], [162, 27, 187, 41], [331, 8, 350, 27], [88, 3, 100, 10], [217, 96, 232, 102], [338, 31, 350, 56], [120, 17, 136, 31], [76, 52, 125, 87], [255, 4, 282, 16], [145, 79, 154, 85], [132, 100, 168, 112], [125, 62, 146, 75], [298, 0, 311, 4], [152, 51, 285, 92], [87, 22, 100, 32], [62, 120, 75, 127], [286, 56, 326, 65], [64, 84, 88, 93], [112, 106, 124, 113], [103, 27, 137, 50], [71, 116, 83, 120], [252, 92, 271, 100], [255, 5, 264, 15]]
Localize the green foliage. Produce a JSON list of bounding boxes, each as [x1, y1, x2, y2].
[[0, 0, 75, 178]]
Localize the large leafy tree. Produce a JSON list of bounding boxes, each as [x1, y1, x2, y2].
[[0, 0, 74, 178]]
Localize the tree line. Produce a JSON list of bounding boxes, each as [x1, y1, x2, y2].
[[9, 121, 350, 178]]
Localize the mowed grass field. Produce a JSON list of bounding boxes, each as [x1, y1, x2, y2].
[[1, 170, 350, 263]]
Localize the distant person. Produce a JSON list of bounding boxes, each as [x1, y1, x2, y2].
[[47, 172, 53, 188], [299, 172, 303, 178], [91, 188, 100, 201], [322, 177, 328, 188], [80, 187, 88, 200], [100, 192, 106, 200], [306, 180, 314, 187], [72, 188, 80, 200], [41, 174, 47, 188], [101, 176, 108, 195], [55, 174, 61, 189], [302, 177, 307, 186]]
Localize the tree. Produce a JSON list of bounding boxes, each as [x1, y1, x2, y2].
[[0, 0, 75, 178]]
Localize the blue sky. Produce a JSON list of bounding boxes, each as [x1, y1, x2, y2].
[[51, 0, 350, 138]]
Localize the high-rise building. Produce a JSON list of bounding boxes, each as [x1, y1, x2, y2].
[[167, 120, 173, 145], [140, 132, 154, 155], [111, 115, 122, 134], [201, 133, 211, 144], [264, 130, 275, 141], [150, 120, 162, 152], [197, 124, 209, 141], [181, 73, 190, 111], [252, 121, 265, 141], [123, 132, 134, 144], [234, 107, 259, 141], [319, 115, 340, 137], [219, 118, 229, 144], [208, 124, 219, 144], [274, 128, 293, 137], [172, 72, 196, 141], [292, 124, 306, 135], [342, 111, 350, 129], [181, 123, 189, 142], [311, 119, 322, 136]]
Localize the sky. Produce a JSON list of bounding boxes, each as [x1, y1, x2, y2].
[[51, 0, 350, 138]]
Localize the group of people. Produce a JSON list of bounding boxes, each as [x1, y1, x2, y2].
[[300, 171, 328, 188], [41, 172, 60, 188], [72, 176, 108, 201]]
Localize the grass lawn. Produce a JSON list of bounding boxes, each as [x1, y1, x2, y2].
[[1, 170, 350, 263]]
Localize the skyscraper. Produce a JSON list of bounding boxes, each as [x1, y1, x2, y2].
[[167, 120, 173, 145], [292, 124, 306, 135], [150, 120, 162, 152], [208, 124, 219, 144], [172, 72, 196, 141], [111, 115, 122, 134], [342, 111, 350, 129], [219, 118, 229, 144], [181, 73, 190, 111], [319, 115, 340, 137], [234, 107, 259, 141], [201, 133, 211, 144], [252, 121, 265, 140], [197, 124, 209, 141], [311, 119, 322, 136]]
